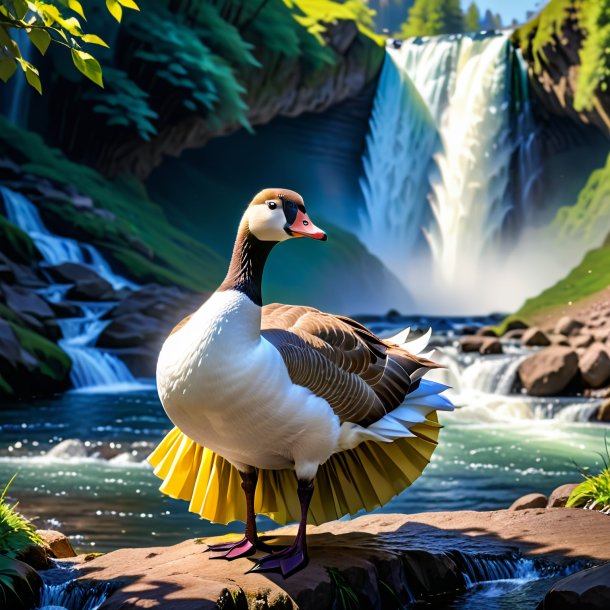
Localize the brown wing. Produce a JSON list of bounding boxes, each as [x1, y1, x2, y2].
[[261, 304, 438, 427]]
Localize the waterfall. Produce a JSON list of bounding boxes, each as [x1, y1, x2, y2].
[[38, 580, 113, 610], [1, 188, 136, 290], [2, 29, 33, 127], [1, 186, 142, 390], [358, 33, 546, 314]]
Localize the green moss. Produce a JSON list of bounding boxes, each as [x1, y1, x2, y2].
[[551, 152, 610, 247], [9, 323, 71, 383], [0, 117, 227, 292], [500, 241, 610, 328], [0, 215, 40, 264]]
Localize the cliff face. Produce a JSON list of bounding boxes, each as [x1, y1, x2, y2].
[[40, 3, 385, 179], [513, 0, 610, 137]]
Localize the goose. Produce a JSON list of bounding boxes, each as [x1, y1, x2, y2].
[[149, 188, 453, 577]]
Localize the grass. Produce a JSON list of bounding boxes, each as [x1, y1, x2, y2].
[[327, 567, 359, 610], [497, 236, 610, 333], [0, 477, 44, 559], [567, 437, 610, 511]]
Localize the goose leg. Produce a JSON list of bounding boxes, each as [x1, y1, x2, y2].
[[249, 479, 313, 577], [208, 470, 274, 559]]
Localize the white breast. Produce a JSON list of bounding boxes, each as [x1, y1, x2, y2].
[[156, 290, 339, 477]]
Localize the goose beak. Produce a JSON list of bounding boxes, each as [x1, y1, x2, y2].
[[287, 209, 327, 241]]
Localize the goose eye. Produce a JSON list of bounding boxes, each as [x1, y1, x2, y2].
[[266, 201, 277, 210]]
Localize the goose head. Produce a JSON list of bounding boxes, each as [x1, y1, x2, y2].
[[246, 188, 327, 243]]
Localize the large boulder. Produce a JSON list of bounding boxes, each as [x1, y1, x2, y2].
[[555, 316, 585, 337], [539, 563, 610, 610], [480, 338, 503, 354], [547, 483, 580, 508], [579, 343, 610, 389], [570, 334, 594, 349], [46, 262, 104, 284], [476, 327, 497, 337], [518, 347, 579, 396], [522, 327, 551, 347], [509, 493, 548, 511]]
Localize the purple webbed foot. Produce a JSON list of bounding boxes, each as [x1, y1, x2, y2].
[[248, 543, 308, 577], [208, 536, 256, 560], [207, 536, 282, 559]]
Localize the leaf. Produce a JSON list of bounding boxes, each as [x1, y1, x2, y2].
[[38, 3, 61, 26], [81, 34, 109, 47], [28, 28, 51, 55], [15, 57, 42, 94], [117, 0, 139, 9], [106, 0, 122, 22], [68, 0, 85, 19], [70, 48, 103, 87], [0, 59, 17, 82], [12, 0, 28, 20]]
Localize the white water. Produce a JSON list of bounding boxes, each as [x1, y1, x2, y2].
[[1, 186, 141, 390], [358, 33, 559, 314], [430, 343, 601, 423]]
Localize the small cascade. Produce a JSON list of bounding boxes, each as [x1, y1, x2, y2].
[[358, 33, 551, 314], [0, 186, 141, 390], [1, 187, 136, 290], [458, 353, 527, 395], [38, 580, 113, 610]]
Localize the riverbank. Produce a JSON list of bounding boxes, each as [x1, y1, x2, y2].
[[36, 507, 610, 609]]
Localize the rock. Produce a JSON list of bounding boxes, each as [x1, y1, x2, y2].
[[504, 329, 525, 341], [46, 300, 82, 319], [479, 338, 503, 354], [539, 563, 610, 610], [555, 316, 585, 337], [476, 327, 497, 337], [596, 399, 610, 422], [569, 334, 593, 349], [547, 483, 580, 508], [459, 324, 479, 336], [522, 327, 551, 347], [460, 336, 486, 352], [74, 510, 610, 610], [0, 318, 38, 372], [96, 312, 164, 349], [518, 347, 579, 396], [46, 262, 105, 285], [579, 343, 610, 389], [37, 530, 77, 558], [591, 326, 610, 343], [548, 333, 570, 346], [505, 319, 529, 331], [17, 542, 50, 570], [66, 278, 115, 301], [47, 439, 88, 459], [0, 284, 55, 319], [509, 493, 548, 511]]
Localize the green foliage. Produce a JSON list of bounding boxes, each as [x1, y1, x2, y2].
[[464, 1, 481, 32], [568, 440, 610, 510], [0, 554, 39, 609], [552, 153, 610, 247], [0, 477, 44, 559], [82, 68, 158, 141], [400, 0, 464, 37], [575, 0, 610, 111], [0, 0, 139, 92], [127, 7, 250, 128]]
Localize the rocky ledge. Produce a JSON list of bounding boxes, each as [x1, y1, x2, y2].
[[45, 509, 610, 609]]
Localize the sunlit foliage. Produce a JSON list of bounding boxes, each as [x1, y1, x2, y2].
[[0, 0, 140, 92], [400, 0, 464, 38]]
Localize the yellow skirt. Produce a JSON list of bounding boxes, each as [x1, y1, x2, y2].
[[148, 412, 441, 526]]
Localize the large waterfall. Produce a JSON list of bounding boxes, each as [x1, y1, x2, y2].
[[1, 186, 144, 391], [358, 33, 552, 314]]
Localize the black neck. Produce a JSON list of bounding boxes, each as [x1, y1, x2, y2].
[[218, 223, 276, 306]]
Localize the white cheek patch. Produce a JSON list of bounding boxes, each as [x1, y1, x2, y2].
[[248, 206, 291, 242]]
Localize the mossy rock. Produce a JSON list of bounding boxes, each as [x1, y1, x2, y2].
[[0, 215, 41, 264]]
